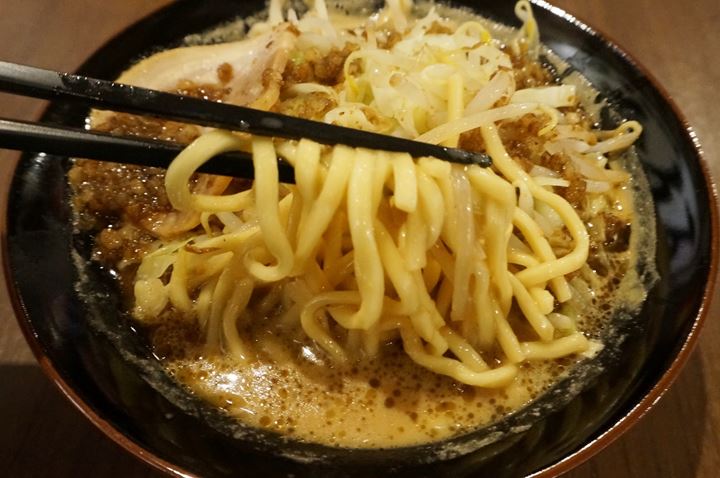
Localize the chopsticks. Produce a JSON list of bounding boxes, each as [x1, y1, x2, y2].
[[0, 61, 492, 170], [0, 117, 295, 183]]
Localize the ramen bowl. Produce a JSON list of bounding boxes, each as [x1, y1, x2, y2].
[[3, 0, 716, 476]]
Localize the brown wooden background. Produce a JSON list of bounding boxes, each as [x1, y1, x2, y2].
[[0, 1, 718, 476]]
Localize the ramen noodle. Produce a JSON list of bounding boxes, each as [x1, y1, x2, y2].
[[69, 0, 654, 448]]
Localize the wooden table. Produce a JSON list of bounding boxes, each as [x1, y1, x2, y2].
[[0, 1, 718, 476]]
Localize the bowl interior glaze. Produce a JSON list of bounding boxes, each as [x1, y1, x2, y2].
[[4, 1, 715, 477]]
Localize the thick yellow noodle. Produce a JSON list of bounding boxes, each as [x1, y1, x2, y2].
[[146, 123, 594, 386]]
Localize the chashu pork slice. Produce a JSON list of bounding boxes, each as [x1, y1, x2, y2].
[[93, 25, 296, 124]]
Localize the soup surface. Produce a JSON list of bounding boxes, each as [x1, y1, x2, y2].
[[69, 0, 655, 448]]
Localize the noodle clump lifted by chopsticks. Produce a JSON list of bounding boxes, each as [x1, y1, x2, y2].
[[130, 0, 643, 388]]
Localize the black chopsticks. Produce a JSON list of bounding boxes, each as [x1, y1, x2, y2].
[[0, 118, 295, 182], [0, 60, 492, 176]]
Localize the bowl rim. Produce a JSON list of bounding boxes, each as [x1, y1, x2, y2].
[[2, 1, 717, 477]]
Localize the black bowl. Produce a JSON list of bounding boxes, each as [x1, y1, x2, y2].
[[4, 0, 716, 477]]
